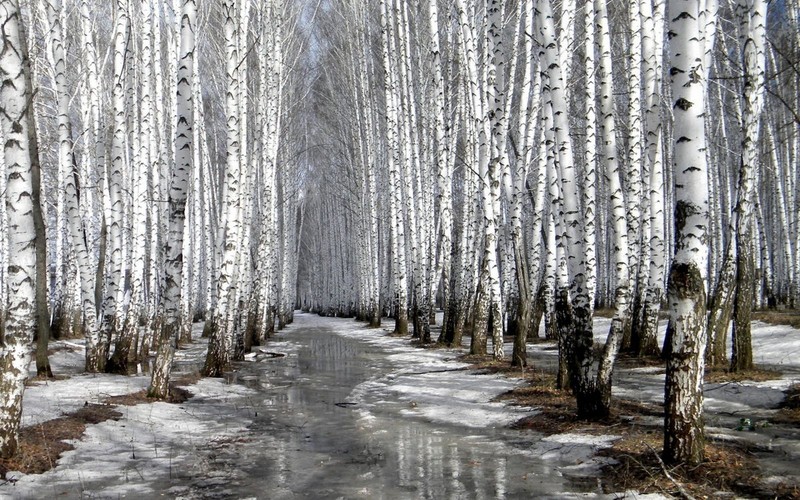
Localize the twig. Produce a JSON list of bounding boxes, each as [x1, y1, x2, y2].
[[619, 452, 669, 498], [645, 443, 697, 500]]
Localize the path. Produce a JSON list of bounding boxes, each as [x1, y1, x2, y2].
[[3, 313, 618, 499]]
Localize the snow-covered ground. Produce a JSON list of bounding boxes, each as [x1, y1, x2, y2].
[[1, 314, 798, 498]]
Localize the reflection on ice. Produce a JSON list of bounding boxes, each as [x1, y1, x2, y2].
[[209, 314, 597, 498]]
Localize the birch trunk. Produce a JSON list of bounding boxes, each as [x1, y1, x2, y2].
[[537, 0, 597, 416], [44, 0, 104, 372], [594, 0, 629, 417], [204, 0, 243, 376], [101, 0, 130, 373], [0, 0, 41, 457], [731, 0, 767, 373], [150, 0, 196, 398], [380, 0, 408, 337], [663, 0, 713, 466]]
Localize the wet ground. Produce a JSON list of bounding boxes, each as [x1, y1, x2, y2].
[[161, 314, 599, 499], [6, 313, 798, 498]]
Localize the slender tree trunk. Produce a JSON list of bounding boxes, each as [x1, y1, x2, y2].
[[731, 0, 766, 373], [380, 0, 408, 337], [663, 0, 713, 466], [44, 0, 104, 373], [150, 0, 196, 398], [0, 0, 41, 457], [101, 0, 130, 373]]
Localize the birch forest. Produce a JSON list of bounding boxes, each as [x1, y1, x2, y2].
[[1, 0, 799, 472]]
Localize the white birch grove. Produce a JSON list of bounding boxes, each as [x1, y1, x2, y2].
[[4, 0, 800, 470]]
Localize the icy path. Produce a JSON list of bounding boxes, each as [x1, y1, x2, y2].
[[2, 313, 639, 499]]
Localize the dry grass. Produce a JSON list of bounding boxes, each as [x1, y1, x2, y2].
[[783, 384, 800, 409], [705, 366, 783, 383], [172, 370, 203, 388], [614, 353, 665, 370], [600, 434, 771, 498], [104, 384, 194, 406], [502, 383, 665, 436], [463, 355, 543, 378], [101, 371, 199, 406], [25, 374, 70, 386], [0, 404, 122, 480], [482, 356, 799, 497], [752, 309, 800, 329], [497, 377, 792, 497], [2, 370, 202, 481]]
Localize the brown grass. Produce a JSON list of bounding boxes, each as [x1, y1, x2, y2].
[[483, 357, 799, 497], [25, 374, 70, 386], [705, 366, 783, 383], [783, 384, 800, 409], [104, 384, 194, 406], [0, 404, 122, 480], [600, 434, 771, 498], [752, 309, 800, 329], [103, 386, 192, 406], [463, 355, 543, 378], [2, 370, 202, 481], [613, 353, 665, 370], [498, 377, 793, 497], [173, 370, 203, 387]]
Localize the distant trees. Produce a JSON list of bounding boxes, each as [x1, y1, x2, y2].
[[300, 0, 799, 463]]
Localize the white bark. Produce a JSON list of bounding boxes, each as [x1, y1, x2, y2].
[[43, 0, 103, 371], [663, 0, 712, 465], [205, 0, 244, 376], [0, 0, 39, 457], [150, 0, 196, 397], [101, 0, 130, 368], [381, 0, 408, 336]]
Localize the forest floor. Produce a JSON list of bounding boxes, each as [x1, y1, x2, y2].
[[456, 313, 800, 499], [1, 312, 799, 498]]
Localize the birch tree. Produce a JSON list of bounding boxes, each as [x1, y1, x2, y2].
[[42, 0, 105, 372], [663, 0, 714, 466], [101, 0, 130, 373], [204, 0, 244, 376], [731, 0, 767, 372], [380, 0, 409, 337], [150, 0, 196, 398], [0, 0, 43, 457]]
